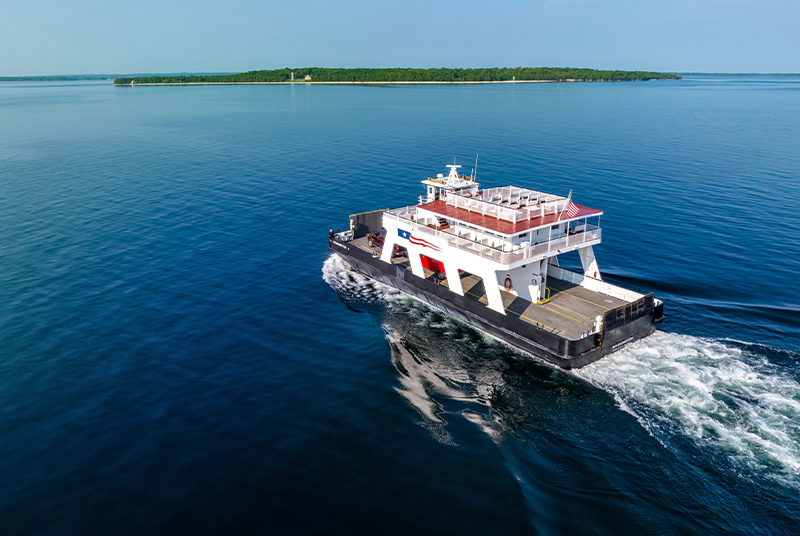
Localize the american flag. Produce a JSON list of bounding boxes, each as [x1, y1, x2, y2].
[[565, 200, 580, 219]]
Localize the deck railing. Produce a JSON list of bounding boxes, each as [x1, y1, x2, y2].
[[445, 190, 565, 224], [385, 208, 601, 265]]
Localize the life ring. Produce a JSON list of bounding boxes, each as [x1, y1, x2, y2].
[[504, 276, 512, 291]]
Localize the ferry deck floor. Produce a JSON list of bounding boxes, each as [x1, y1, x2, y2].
[[347, 236, 627, 340]]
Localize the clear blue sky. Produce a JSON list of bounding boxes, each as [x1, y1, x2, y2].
[[2, 0, 797, 75]]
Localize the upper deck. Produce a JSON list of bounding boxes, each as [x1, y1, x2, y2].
[[439, 185, 601, 233], [419, 197, 601, 236], [384, 181, 604, 268]]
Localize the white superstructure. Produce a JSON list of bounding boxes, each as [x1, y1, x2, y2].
[[379, 163, 629, 315]]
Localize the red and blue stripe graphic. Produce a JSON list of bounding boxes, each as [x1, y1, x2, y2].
[[409, 235, 441, 252], [398, 228, 441, 252]]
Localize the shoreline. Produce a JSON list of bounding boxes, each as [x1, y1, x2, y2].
[[119, 79, 664, 87]]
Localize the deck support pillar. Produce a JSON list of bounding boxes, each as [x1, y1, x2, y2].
[[443, 262, 463, 295], [408, 250, 426, 279], [483, 271, 506, 314], [535, 259, 549, 302], [579, 246, 602, 280], [380, 239, 397, 264]]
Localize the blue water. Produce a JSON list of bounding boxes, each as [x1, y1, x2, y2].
[[1, 77, 799, 535]]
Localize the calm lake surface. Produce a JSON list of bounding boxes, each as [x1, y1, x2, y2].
[[1, 77, 799, 535]]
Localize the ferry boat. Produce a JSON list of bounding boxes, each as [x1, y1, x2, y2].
[[328, 163, 664, 369]]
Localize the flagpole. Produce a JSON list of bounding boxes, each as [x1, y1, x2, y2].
[[558, 190, 572, 221]]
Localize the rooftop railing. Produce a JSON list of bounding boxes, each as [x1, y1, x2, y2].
[[385, 208, 601, 266], [445, 188, 566, 224]]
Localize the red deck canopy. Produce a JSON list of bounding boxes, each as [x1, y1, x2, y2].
[[418, 199, 602, 236]]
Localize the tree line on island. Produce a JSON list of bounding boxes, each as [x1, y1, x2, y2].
[[114, 68, 680, 85]]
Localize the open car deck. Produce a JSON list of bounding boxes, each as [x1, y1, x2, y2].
[[347, 236, 627, 340]]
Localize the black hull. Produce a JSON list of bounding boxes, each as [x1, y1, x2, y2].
[[329, 238, 663, 369]]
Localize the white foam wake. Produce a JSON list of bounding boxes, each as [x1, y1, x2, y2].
[[575, 331, 800, 487], [321, 253, 399, 304]]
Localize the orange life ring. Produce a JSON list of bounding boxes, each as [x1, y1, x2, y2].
[[504, 276, 512, 291]]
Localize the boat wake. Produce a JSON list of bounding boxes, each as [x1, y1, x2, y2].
[[323, 253, 800, 488], [575, 332, 800, 488], [322, 253, 400, 304]]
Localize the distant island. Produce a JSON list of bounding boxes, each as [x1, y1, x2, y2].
[[114, 68, 681, 85]]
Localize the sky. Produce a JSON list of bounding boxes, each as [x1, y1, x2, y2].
[[1, 0, 798, 76]]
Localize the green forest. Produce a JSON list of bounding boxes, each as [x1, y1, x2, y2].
[[114, 68, 680, 85]]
